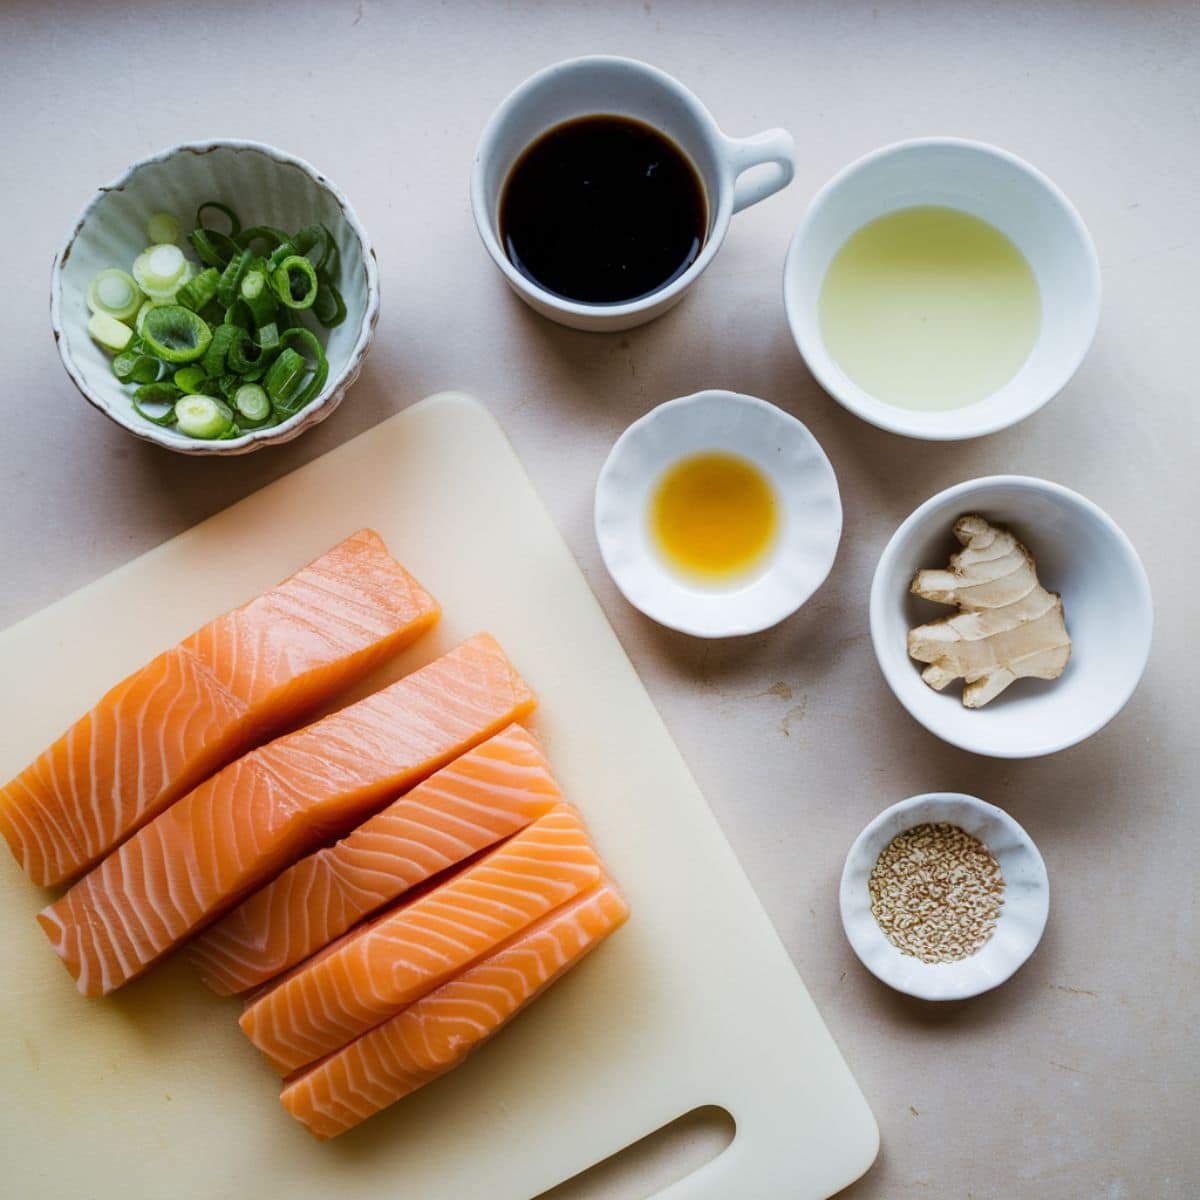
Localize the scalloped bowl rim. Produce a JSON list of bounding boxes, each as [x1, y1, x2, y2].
[[49, 138, 380, 455], [839, 792, 1050, 1001], [594, 390, 844, 637]]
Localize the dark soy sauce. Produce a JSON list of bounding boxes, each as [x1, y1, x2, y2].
[[499, 115, 708, 305]]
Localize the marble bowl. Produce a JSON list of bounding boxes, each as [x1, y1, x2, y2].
[[594, 390, 842, 637], [50, 139, 380, 455], [840, 792, 1049, 1001]]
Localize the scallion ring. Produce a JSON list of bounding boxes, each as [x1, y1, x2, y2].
[[141, 305, 212, 364], [175, 267, 220, 313], [189, 227, 239, 269], [195, 202, 242, 237], [233, 383, 271, 424], [131, 382, 182, 426], [175, 394, 234, 440], [311, 282, 347, 328], [270, 255, 319, 309], [87, 269, 143, 321]]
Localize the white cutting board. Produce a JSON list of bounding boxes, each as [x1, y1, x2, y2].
[[0, 393, 877, 1199]]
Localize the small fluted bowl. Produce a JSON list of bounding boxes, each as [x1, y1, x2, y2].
[[840, 792, 1049, 1001], [51, 139, 379, 455], [594, 390, 843, 637]]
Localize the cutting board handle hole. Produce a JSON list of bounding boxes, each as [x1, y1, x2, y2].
[[535, 1105, 735, 1199]]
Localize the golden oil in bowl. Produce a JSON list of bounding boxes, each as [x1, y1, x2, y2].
[[650, 451, 778, 585]]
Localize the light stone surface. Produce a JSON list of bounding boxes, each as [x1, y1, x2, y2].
[[1, 2, 1196, 1197]]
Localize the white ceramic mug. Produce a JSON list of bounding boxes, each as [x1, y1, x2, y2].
[[471, 56, 796, 332]]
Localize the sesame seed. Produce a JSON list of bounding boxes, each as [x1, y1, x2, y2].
[[867, 822, 1004, 964]]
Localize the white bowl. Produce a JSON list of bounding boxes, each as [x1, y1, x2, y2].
[[51, 139, 380, 455], [870, 476, 1153, 758], [783, 137, 1101, 440], [840, 792, 1049, 1001], [594, 390, 842, 637]]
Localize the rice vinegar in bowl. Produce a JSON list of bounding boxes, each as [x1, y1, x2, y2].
[[594, 390, 843, 638]]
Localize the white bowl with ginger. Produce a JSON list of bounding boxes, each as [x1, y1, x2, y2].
[[870, 476, 1152, 758]]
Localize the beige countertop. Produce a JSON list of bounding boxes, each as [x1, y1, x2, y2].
[[2, 2, 1196, 1197]]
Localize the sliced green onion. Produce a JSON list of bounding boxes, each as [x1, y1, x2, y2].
[[146, 212, 180, 245], [233, 383, 271, 424], [224, 298, 253, 330], [311, 282, 347, 328], [132, 244, 188, 296], [239, 262, 279, 327], [268, 327, 329, 413], [202, 322, 241, 376], [176, 267, 220, 312], [256, 321, 281, 353], [196, 201, 242, 237], [227, 329, 263, 374], [112, 349, 161, 384], [267, 241, 297, 273], [173, 365, 208, 393], [87, 269, 142, 321], [141, 305, 212, 363], [235, 225, 288, 253], [131, 387, 178, 427], [87, 312, 133, 352], [217, 248, 253, 308], [175, 394, 234, 439], [271, 255, 319, 309], [264, 348, 307, 409], [190, 227, 239, 269]]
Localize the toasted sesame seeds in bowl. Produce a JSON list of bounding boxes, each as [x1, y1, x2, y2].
[[839, 792, 1049, 1001]]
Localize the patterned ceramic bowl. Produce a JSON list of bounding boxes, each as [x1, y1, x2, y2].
[[50, 139, 379, 455]]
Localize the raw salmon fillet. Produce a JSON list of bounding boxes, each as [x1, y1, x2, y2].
[[240, 804, 601, 1075], [281, 878, 628, 1139], [0, 529, 439, 888], [38, 633, 535, 997], [188, 723, 562, 996]]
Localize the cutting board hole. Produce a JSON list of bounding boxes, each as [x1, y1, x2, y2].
[[535, 1105, 735, 1199]]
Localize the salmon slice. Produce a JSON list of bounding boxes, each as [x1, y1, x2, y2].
[[0, 530, 440, 888], [38, 633, 535, 998], [188, 724, 562, 996], [280, 878, 628, 1139], [239, 804, 600, 1075]]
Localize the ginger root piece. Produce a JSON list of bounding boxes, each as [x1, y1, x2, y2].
[[907, 514, 1071, 708]]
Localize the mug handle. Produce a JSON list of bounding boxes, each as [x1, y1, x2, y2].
[[724, 129, 796, 214]]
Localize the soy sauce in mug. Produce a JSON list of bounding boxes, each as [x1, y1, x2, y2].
[[499, 115, 708, 305]]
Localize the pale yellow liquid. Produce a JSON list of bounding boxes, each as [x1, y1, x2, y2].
[[819, 206, 1041, 412], [651, 452, 778, 583]]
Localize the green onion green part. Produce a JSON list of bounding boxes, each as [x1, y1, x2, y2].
[[196, 201, 242, 237], [141, 305, 212, 364], [173, 365, 208, 393], [217, 248, 253, 308], [271, 255, 319, 309], [176, 267, 220, 312], [312, 282, 347, 328]]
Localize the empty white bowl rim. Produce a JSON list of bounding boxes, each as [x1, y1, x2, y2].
[[869, 474, 1154, 757], [839, 791, 1050, 1000], [50, 138, 380, 453], [783, 135, 1102, 440]]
